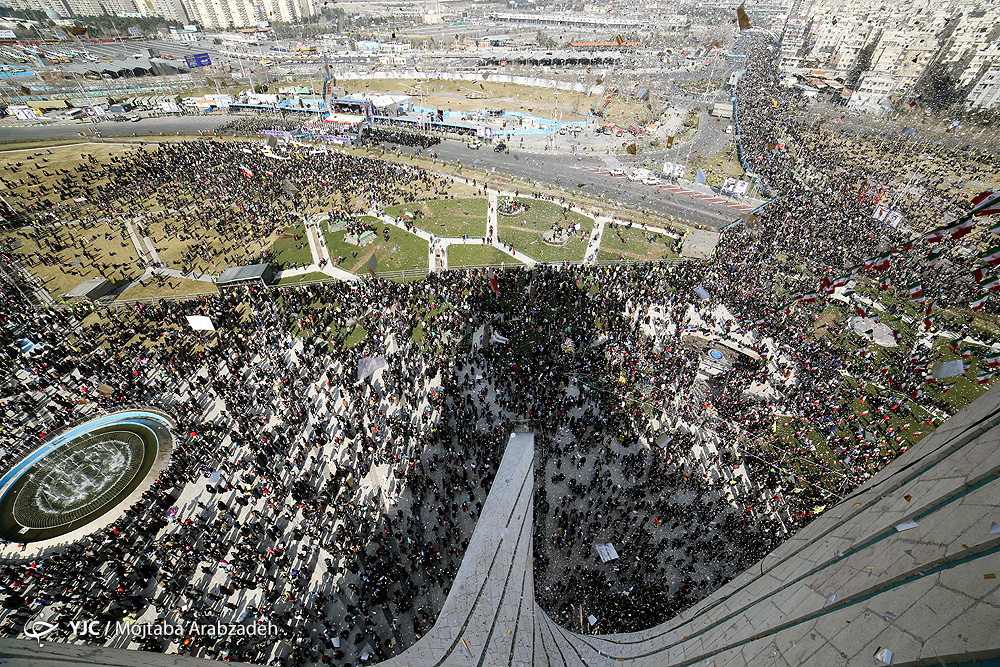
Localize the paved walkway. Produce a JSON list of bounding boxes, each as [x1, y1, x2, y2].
[[584, 216, 607, 263]]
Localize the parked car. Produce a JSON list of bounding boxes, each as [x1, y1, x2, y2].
[[494, 142, 507, 153], [609, 168, 626, 177]]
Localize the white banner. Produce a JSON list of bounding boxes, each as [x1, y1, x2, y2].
[[357, 355, 386, 380], [186, 315, 215, 331], [673, 164, 686, 179], [734, 179, 750, 196], [595, 543, 619, 562]]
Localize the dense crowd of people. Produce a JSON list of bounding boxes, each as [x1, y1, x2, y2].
[[0, 31, 998, 667]]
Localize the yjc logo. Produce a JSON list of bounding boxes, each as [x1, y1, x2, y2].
[[23, 620, 57, 647]]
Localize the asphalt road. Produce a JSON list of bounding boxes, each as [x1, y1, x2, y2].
[[2, 114, 742, 228], [410, 140, 739, 228], [0, 115, 238, 143]]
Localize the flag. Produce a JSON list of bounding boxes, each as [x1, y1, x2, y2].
[[487, 268, 500, 296], [736, 3, 752, 30], [923, 227, 946, 243], [948, 218, 976, 240], [981, 275, 1000, 292], [927, 247, 944, 267], [986, 350, 1000, 367], [907, 282, 923, 300], [977, 246, 1000, 266], [239, 163, 254, 178], [970, 192, 1000, 217], [925, 299, 936, 316], [970, 294, 990, 311], [961, 347, 973, 360], [978, 372, 994, 384], [879, 276, 891, 290], [873, 252, 891, 271], [800, 293, 819, 303], [403, 210, 415, 219]]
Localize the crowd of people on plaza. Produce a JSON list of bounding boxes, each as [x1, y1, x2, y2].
[[1, 30, 999, 667]]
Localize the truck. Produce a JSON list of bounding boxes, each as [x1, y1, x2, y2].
[[711, 102, 734, 119]]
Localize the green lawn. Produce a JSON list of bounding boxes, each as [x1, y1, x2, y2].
[[269, 220, 313, 268], [600, 224, 677, 260], [498, 197, 593, 233], [324, 222, 428, 275], [448, 244, 514, 267], [498, 226, 588, 263], [278, 271, 329, 285], [385, 198, 487, 238]]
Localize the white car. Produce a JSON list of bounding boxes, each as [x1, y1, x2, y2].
[[468, 139, 482, 149], [643, 177, 663, 186], [609, 168, 626, 176]]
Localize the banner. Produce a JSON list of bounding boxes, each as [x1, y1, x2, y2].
[[595, 543, 619, 562], [357, 356, 386, 380], [186, 315, 215, 331]]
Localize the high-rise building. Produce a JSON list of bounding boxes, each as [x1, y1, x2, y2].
[[179, 0, 316, 28]]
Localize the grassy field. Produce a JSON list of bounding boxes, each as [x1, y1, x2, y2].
[[599, 224, 677, 260], [2, 218, 142, 298], [335, 78, 592, 121], [143, 211, 276, 273], [324, 220, 428, 275], [277, 271, 329, 285], [499, 197, 593, 233], [762, 289, 999, 494], [385, 198, 487, 239], [269, 220, 314, 268], [498, 226, 588, 263], [447, 244, 514, 267]]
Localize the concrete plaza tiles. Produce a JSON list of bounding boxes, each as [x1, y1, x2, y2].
[[3, 387, 1000, 666]]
